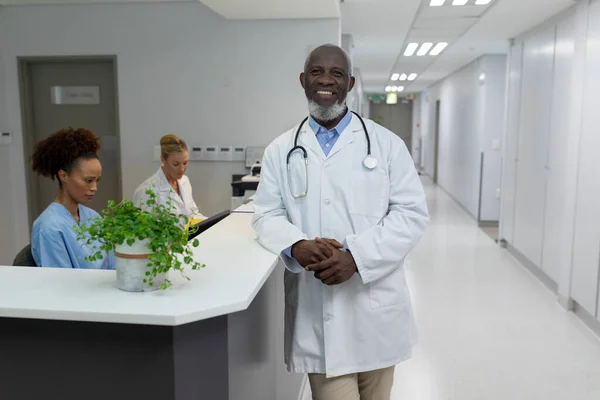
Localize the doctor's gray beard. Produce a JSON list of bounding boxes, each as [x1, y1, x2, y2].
[[308, 100, 347, 123]]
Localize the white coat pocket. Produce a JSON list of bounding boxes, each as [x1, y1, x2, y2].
[[369, 265, 407, 308], [349, 168, 389, 217]]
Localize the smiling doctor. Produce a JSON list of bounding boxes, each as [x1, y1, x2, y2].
[[251, 44, 429, 400]]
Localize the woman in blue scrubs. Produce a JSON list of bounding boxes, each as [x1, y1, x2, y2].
[[30, 128, 116, 269]]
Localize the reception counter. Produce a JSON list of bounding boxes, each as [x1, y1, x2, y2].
[[0, 211, 304, 400]]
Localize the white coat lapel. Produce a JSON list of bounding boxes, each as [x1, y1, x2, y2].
[[178, 179, 194, 214], [326, 114, 361, 159], [298, 124, 326, 161], [158, 168, 185, 208]]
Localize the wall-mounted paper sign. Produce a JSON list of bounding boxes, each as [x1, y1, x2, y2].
[[50, 86, 100, 105]]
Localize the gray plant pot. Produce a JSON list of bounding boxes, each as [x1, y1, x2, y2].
[[114, 239, 166, 292]]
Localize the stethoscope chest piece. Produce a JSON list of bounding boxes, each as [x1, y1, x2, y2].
[[363, 155, 378, 170]]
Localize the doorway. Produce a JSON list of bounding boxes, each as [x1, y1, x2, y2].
[[18, 57, 121, 228], [369, 100, 413, 153], [433, 100, 441, 183]]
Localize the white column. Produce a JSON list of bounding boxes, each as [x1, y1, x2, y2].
[[557, 0, 591, 309]]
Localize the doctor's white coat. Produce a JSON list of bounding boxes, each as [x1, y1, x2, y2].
[[251, 114, 429, 378], [133, 168, 205, 222]]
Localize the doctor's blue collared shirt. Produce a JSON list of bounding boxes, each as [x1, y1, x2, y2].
[[308, 109, 352, 157], [283, 109, 352, 258]]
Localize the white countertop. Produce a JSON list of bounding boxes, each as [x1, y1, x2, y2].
[[0, 212, 280, 326], [232, 201, 255, 214]]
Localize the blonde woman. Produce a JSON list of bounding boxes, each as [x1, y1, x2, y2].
[[134, 134, 206, 225]]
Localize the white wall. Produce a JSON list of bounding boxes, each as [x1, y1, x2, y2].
[[342, 33, 365, 115], [0, 18, 15, 265], [541, 14, 576, 285], [421, 55, 507, 220], [351, 68, 364, 115], [512, 24, 556, 268], [411, 94, 422, 168], [419, 92, 428, 172], [500, 0, 600, 320], [498, 41, 524, 244], [479, 56, 507, 221], [0, 2, 340, 264], [570, 0, 600, 317], [362, 95, 370, 119]]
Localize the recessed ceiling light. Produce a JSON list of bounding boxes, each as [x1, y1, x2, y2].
[[391, 86, 398, 92], [408, 73, 418, 81], [397, 86, 405, 92], [400, 74, 408, 81], [430, 42, 448, 56], [391, 73, 400, 81], [430, 0, 446, 6], [475, 0, 491, 4], [452, 0, 468, 5], [404, 43, 419, 57], [385, 86, 392, 92], [417, 43, 433, 56]]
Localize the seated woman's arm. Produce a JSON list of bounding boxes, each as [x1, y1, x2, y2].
[[186, 180, 206, 221], [190, 198, 207, 222], [35, 229, 74, 268]]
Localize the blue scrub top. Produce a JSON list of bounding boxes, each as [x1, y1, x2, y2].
[[31, 202, 116, 269]]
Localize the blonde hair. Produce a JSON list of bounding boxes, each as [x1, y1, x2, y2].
[[160, 134, 188, 160]]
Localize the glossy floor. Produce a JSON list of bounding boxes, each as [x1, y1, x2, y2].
[[304, 178, 600, 400]]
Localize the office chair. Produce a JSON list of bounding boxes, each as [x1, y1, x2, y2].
[[12, 244, 37, 267]]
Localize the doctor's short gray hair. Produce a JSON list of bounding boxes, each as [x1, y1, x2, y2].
[[304, 44, 353, 76]]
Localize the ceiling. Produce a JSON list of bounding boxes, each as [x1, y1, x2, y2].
[[0, 0, 341, 19], [1, 0, 577, 94], [200, 0, 340, 19], [342, 0, 577, 93], [0, 0, 180, 4]]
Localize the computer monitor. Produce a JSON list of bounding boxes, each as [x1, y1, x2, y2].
[[187, 210, 231, 241]]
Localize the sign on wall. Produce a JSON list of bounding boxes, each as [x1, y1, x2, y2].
[[50, 86, 100, 105]]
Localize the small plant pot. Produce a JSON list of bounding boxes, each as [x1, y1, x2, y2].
[[114, 239, 166, 292]]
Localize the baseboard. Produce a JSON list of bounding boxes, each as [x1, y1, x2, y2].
[[504, 243, 600, 341], [478, 220, 499, 228], [557, 294, 575, 312], [573, 302, 600, 339], [506, 243, 558, 294]]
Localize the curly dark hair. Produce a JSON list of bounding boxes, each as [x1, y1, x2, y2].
[[31, 128, 101, 181]]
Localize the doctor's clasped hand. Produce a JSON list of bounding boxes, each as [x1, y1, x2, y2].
[[305, 238, 358, 286], [291, 238, 356, 284], [290, 237, 343, 268]]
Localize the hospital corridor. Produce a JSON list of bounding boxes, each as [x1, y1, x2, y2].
[[388, 178, 600, 399], [3, 0, 600, 399]]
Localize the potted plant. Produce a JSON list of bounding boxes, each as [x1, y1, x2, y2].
[[76, 188, 204, 291]]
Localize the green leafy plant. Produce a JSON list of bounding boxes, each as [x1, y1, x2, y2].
[[75, 187, 205, 289]]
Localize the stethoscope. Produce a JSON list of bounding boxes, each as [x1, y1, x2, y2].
[[286, 111, 377, 199]]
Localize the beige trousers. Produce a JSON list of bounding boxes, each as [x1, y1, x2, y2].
[[308, 366, 395, 400]]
